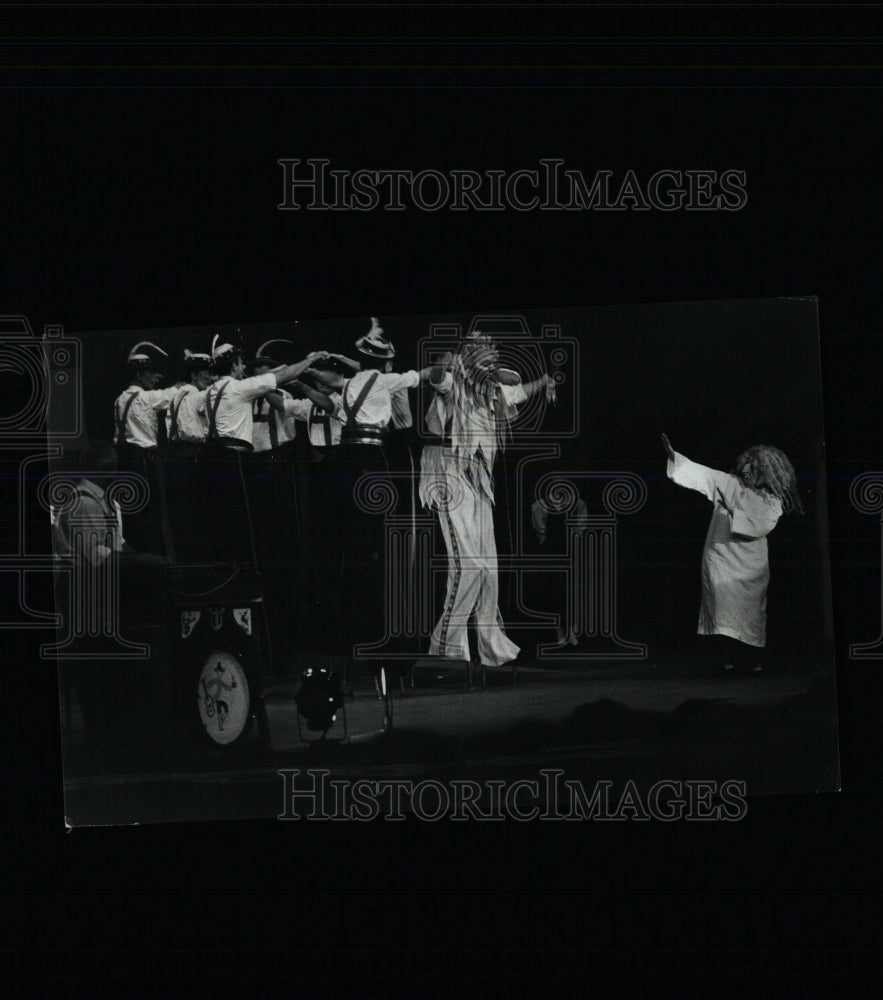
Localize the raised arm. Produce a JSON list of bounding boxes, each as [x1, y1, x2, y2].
[[305, 367, 345, 392], [290, 379, 335, 414], [327, 353, 362, 373], [264, 390, 288, 414], [272, 351, 331, 387], [663, 436, 739, 505], [518, 373, 555, 400]]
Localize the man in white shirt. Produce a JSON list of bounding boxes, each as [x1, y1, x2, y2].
[[112, 341, 180, 558], [165, 348, 214, 563], [250, 339, 335, 455], [199, 333, 328, 567], [289, 355, 357, 651], [307, 318, 432, 660], [246, 340, 335, 669]]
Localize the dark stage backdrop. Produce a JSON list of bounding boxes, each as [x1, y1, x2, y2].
[[65, 295, 830, 663]]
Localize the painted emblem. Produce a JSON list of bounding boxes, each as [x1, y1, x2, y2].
[[180, 609, 201, 639], [197, 649, 251, 745]]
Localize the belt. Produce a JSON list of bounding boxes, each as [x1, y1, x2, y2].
[[120, 443, 157, 454], [342, 425, 386, 447], [208, 437, 253, 453], [251, 442, 297, 462]]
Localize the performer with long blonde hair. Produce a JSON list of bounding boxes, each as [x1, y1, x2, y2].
[[420, 330, 556, 669], [662, 433, 803, 673]]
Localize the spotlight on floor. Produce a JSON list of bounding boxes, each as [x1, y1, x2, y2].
[[295, 666, 346, 742]]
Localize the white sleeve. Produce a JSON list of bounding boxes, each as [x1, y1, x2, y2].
[[379, 370, 421, 393], [285, 398, 313, 420], [500, 382, 527, 408], [238, 373, 279, 401], [667, 452, 740, 506], [144, 386, 178, 411]]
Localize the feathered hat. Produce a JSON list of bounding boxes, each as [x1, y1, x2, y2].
[[211, 332, 242, 365], [179, 348, 214, 372], [253, 339, 294, 369], [126, 341, 169, 370], [355, 317, 396, 360]]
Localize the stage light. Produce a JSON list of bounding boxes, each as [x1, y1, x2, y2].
[[295, 665, 345, 737]]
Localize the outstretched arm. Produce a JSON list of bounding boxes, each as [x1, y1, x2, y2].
[[327, 353, 362, 373], [306, 367, 345, 392], [291, 379, 335, 414], [520, 373, 556, 400], [272, 351, 330, 386], [664, 436, 739, 505], [264, 390, 287, 414]]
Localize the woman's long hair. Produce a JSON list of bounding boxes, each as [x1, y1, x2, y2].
[[734, 445, 804, 514]]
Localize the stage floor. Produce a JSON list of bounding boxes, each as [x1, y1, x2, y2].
[[60, 651, 840, 827]]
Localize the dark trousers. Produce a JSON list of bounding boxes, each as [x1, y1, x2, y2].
[[246, 446, 300, 669], [299, 447, 345, 651], [337, 442, 390, 656], [198, 445, 256, 565], [116, 445, 170, 559], [165, 444, 207, 565]]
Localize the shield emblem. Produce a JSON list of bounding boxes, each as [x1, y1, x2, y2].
[[233, 607, 252, 635], [197, 649, 251, 745], [180, 610, 201, 639]]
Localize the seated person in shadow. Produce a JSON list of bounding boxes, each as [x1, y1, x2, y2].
[[53, 441, 171, 759]]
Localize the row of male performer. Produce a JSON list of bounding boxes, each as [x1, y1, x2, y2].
[[111, 319, 433, 667]]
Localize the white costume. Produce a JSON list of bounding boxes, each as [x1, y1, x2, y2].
[[113, 384, 178, 448], [299, 392, 343, 448], [167, 383, 209, 444], [419, 366, 527, 666], [204, 372, 279, 446], [668, 451, 783, 647], [335, 369, 421, 431], [251, 388, 310, 452]]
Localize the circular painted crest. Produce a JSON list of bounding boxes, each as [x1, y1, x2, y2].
[[197, 649, 250, 745]]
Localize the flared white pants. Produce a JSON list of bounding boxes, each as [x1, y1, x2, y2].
[[428, 470, 520, 667]]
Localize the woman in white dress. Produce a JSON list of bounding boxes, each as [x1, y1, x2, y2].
[[662, 433, 803, 673]]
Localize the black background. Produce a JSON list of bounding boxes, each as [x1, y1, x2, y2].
[[3, 8, 882, 996], [68, 297, 832, 663]]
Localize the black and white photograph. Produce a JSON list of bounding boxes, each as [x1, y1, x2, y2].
[[45, 298, 837, 826], [4, 9, 883, 996]]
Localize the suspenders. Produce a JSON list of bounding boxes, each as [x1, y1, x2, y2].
[[253, 399, 280, 450], [309, 404, 333, 447], [206, 379, 229, 442], [168, 386, 190, 443], [114, 391, 139, 445], [342, 371, 380, 425]]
